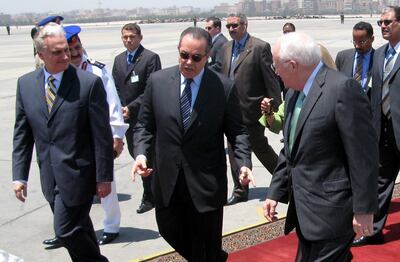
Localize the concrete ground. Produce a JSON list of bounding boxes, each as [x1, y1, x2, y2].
[[0, 15, 398, 262]]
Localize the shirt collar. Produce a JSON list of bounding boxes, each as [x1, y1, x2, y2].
[[43, 67, 64, 87], [303, 61, 323, 96], [180, 68, 205, 87], [127, 47, 139, 57], [235, 33, 248, 47]]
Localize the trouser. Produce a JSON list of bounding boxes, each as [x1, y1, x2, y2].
[[126, 123, 154, 204], [373, 116, 400, 235], [100, 180, 121, 233], [155, 172, 227, 262], [52, 192, 108, 262]]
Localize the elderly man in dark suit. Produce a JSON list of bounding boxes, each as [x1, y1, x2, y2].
[[12, 23, 113, 261], [205, 16, 228, 66], [262, 32, 378, 261], [353, 5, 400, 247], [335, 21, 375, 95], [112, 23, 161, 214], [132, 27, 252, 261], [214, 13, 281, 205]]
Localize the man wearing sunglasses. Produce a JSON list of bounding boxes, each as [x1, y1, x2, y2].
[[112, 23, 161, 215], [214, 13, 282, 206], [205, 16, 228, 66], [335, 21, 375, 96], [132, 27, 252, 261], [353, 5, 400, 247]]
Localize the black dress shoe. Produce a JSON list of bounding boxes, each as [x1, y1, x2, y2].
[[226, 195, 248, 206], [136, 201, 154, 214], [352, 232, 384, 247], [43, 237, 63, 249], [98, 232, 119, 245]]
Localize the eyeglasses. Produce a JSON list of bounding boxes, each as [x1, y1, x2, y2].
[[226, 23, 240, 29], [377, 19, 396, 27], [271, 60, 291, 72], [205, 26, 213, 30], [351, 39, 369, 46], [179, 51, 206, 62]]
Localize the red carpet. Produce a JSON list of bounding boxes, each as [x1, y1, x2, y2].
[[228, 199, 400, 261]]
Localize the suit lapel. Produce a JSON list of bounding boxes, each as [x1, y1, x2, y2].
[[223, 41, 234, 75], [347, 49, 356, 76], [185, 69, 210, 136], [168, 67, 184, 131], [292, 66, 325, 154], [377, 44, 388, 82], [124, 45, 144, 80], [232, 35, 252, 73], [34, 70, 50, 118], [48, 66, 74, 120], [284, 89, 297, 156]]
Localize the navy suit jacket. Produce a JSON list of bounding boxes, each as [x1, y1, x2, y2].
[[12, 65, 114, 206], [335, 48, 374, 93], [112, 45, 161, 125]]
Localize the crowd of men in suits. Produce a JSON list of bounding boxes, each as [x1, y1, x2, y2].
[[11, 6, 400, 261]]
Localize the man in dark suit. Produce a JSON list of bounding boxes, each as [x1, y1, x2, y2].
[[205, 16, 228, 66], [353, 5, 400, 247], [336, 21, 375, 95], [263, 32, 378, 261], [112, 23, 161, 214], [12, 23, 113, 261], [214, 13, 281, 205], [132, 27, 252, 261]]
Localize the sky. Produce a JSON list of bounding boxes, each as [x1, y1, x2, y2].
[[3, 0, 229, 14]]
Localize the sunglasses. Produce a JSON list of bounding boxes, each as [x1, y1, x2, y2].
[[226, 23, 240, 29], [179, 51, 206, 62], [377, 19, 396, 26]]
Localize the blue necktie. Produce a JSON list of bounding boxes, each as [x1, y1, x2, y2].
[[181, 79, 192, 130], [128, 54, 133, 64]]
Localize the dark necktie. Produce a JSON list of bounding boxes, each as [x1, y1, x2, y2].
[[46, 75, 57, 113], [353, 53, 363, 83], [229, 43, 242, 79], [382, 47, 396, 118], [181, 79, 192, 130], [128, 53, 133, 65]]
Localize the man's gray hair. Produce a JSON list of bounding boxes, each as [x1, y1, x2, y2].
[[34, 22, 65, 52], [277, 32, 321, 66], [228, 13, 248, 25]]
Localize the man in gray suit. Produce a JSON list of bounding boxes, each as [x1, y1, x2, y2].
[[205, 16, 228, 66], [132, 27, 252, 261], [12, 23, 113, 261], [112, 23, 161, 214], [263, 32, 378, 260], [215, 13, 281, 205], [353, 5, 400, 247], [335, 21, 375, 95]]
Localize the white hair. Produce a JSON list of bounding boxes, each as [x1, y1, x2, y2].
[[276, 32, 321, 66], [34, 22, 65, 52]]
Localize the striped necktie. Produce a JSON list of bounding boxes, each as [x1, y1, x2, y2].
[[180, 79, 192, 130], [382, 47, 396, 118], [289, 92, 305, 153], [46, 75, 57, 113], [353, 53, 363, 83]]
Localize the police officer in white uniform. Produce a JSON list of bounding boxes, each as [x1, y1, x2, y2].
[[42, 25, 128, 247]]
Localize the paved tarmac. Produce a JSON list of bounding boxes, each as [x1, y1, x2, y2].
[[0, 15, 398, 262]]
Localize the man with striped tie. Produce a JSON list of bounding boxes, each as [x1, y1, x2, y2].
[[132, 27, 252, 261], [12, 23, 112, 261], [353, 5, 400, 247], [335, 21, 375, 96]]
